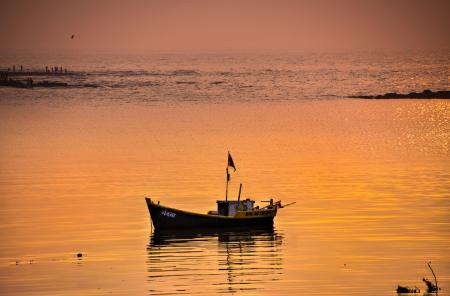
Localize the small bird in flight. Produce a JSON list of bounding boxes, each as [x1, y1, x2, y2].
[[71, 34, 75, 39]]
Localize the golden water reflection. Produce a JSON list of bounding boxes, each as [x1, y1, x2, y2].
[[147, 227, 283, 295]]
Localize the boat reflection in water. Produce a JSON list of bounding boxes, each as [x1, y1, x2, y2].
[[147, 226, 283, 295]]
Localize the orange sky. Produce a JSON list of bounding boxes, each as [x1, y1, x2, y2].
[[1, 0, 449, 54]]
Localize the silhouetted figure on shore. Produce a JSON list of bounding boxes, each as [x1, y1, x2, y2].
[[12, 65, 15, 72], [46, 66, 49, 73], [60, 66, 63, 72], [20, 65, 23, 72]]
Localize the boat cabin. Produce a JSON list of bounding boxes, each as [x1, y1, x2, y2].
[[214, 199, 255, 216]]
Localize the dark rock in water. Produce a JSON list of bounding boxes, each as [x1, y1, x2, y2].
[[396, 285, 420, 293], [423, 277, 439, 292], [0, 78, 28, 88], [0, 77, 68, 88], [350, 89, 450, 99], [171, 69, 199, 76], [76, 253, 83, 258], [34, 81, 68, 87], [0, 70, 72, 77], [83, 83, 98, 88]]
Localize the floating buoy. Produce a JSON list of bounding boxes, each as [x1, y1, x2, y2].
[[76, 253, 83, 258]]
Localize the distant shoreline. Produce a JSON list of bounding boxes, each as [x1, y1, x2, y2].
[[349, 89, 450, 99]]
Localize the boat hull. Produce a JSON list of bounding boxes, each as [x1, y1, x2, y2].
[[146, 198, 276, 230]]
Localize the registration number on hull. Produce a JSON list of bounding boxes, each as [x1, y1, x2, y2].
[[245, 211, 272, 217], [161, 209, 176, 218]]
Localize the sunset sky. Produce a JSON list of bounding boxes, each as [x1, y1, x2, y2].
[[1, 0, 449, 54]]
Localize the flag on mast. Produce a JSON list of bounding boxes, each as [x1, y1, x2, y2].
[[227, 152, 236, 171]]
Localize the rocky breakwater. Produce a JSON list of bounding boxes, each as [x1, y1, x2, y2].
[[350, 89, 450, 99]]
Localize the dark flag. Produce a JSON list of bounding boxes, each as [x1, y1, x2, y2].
[[227, 152, 236, 171]]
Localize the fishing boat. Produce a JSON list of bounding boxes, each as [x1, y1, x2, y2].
[[145, 153, 294, 230]]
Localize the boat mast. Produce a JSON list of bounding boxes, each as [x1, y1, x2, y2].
[[225, 167, 229, 201]]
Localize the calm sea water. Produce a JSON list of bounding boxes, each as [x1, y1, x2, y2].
[[0, 52, 449, 295]]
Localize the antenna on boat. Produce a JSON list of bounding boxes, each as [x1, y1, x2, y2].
[[237, 183, 242, 202]]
